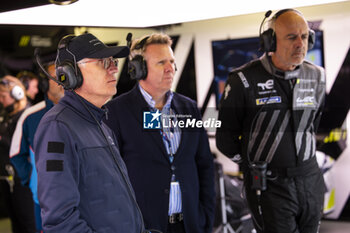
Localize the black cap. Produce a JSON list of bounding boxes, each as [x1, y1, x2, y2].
[[57, 33, 130, 63]]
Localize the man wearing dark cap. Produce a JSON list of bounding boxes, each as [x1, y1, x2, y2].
[[34, 33, 145, 233]]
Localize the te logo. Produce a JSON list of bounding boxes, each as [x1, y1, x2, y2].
[[143, 110, 162, 129], [257, 79, 274, 90]]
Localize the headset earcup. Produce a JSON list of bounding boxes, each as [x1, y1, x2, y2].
[[128, 55, 147, 80], [260, 28, 276, 52], [270, 33, 277, 52], [39, 77, 49, 93], [11, 85, 25, 101], [75, 67, 83, 89], [308, 29, 315, 50], [56, 61, 83, 90]]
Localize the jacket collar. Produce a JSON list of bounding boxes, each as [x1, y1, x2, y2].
[[60, 90, 106, 124], [128, 85, 182, 121], [129, 85, 188, 163], [260, 53, 301, 80], [138, 84, 174, 111], [44, 96, 55, 109]]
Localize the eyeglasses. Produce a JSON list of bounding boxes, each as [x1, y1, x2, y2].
[[77, 57, 119, 69]]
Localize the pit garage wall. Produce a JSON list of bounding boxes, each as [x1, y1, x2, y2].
[[164, 1, 350, 220], [84, 1, 350, 219]]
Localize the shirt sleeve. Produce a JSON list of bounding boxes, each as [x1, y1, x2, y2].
[[216, 72, 246, 158], [34, 119, 95, 233]]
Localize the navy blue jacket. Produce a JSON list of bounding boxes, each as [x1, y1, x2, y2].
[[34, 91, 144, 233], [10, 98, 54, 203], [104, 86, 215, 233]]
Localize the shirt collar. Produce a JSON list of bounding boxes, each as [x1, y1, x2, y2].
[[138, 84, 173, 111]]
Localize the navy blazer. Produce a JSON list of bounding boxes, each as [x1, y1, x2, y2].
[[104, 85, 215, 233]]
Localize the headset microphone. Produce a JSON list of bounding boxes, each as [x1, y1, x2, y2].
[[265, 10, 272, 17], [259, 10, 272, 36], [259, 10, 272, 40], [34, 48, 67, 89], [36, 45, 148, 232]]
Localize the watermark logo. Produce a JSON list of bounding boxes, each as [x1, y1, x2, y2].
[[143, 109, 221, 131], [143, 110, 162, 129]]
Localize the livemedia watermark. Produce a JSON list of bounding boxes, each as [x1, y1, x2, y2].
[[143, 109, 221, 132]]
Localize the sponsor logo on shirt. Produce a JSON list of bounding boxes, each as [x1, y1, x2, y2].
[[257, 79, 274, 90], [296, 96, 315, 106], [256, 96, 282, 105]]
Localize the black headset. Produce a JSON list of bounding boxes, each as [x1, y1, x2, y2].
[[55, 35, 83, 90], [38, 68, 50, 93], [128, 36, 149, 80], [0, 78, 25, 101], [35, 44, 151, 233], [259, 9, 315, 53]]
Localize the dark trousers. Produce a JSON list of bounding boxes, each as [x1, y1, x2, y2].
[[245, 169, 325, 233], [167, 221, 186, 233], [0, 178, 37, 233]]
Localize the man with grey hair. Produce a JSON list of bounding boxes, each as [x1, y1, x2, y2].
[[216, 9, 326, 233], [34, 33, 145, 233]]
